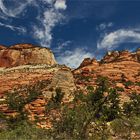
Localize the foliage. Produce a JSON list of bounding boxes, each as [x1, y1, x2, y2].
[[50, 77, 121, 139], [124, 81, 134, 88], [0, 121, 50, 140], [123, 93, 140, 117], [111, 117, 140, 139], [46, 87, 64, 112], [6, 83, 42, 110], [5, 83, 43, 128], [2, 77, 140, 139], [136, 82, 140, 86], [116, 87, 124, 92]]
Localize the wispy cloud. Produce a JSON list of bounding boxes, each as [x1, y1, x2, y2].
[[57, 48, 93, 68], [0, 0, 67, 48], [54, 40, 72, 53], [33, 9, 64, 47], [33, 0, 67, 47], [0, 22, 26, 33], [0, 0, 34, 18], [96, 22, 113, 31], [97, 29, 140, 50]]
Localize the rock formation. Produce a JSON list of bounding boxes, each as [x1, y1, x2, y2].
[[0, 44, 56, 67], [73, 49, 140, 95], [0, 44, 140, 128], [0, 44, 76, 128]]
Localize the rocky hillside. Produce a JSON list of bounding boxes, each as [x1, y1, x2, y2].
[[0, 44, 76, 128], [73, 49, 140, 97], [0, 44, 56, 67], [0, 44, 140, 128]]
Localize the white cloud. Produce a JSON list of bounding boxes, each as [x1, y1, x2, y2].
[[42, 0, 53, 4], [0, 0, 67, 48], [57, 48, 93, 68], [0, 0, 34, 18], [97, 29, 140, 50], [54, 40, 71, 53], [34, 9, 64, 47], [33, 0, 67, 47], [0, 22, 26, 33], [96, 22, 113, 31], [54, 0, 67, 10]]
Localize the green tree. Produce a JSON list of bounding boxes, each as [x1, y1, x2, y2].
[[51, 77, 121, 140]]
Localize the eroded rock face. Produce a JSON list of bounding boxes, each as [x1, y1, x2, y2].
[[79, 58, 99, 68], [101, 50, 140, 63], [73, 49, 140, 94], [45, 67, 76, 102], [0, 44, 56, 67], [0, 65, 76, 128]]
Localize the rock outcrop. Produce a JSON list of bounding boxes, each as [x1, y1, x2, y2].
[[0, 44, 76, 128], [45, 68, 76, 102], [0, 44, 56, 67], [1, 45, 140, 129], [101, 49, 140, 63], [73, 49, 140, 94]]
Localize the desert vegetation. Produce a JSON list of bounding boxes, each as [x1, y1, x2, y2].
[[0, 77, 140, 140]]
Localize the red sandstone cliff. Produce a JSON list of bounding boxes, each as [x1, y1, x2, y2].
[[0, 44, 56, 67], [0, 45, 140, 128]]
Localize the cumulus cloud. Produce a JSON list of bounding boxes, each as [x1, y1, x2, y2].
[[57, 48, 93, 68], [97, 29, 140, 50], [54, 0, 67, 10]]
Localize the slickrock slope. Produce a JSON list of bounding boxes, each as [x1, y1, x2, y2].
[[0, 44, 56, 67], [73, 49, 140, 95]]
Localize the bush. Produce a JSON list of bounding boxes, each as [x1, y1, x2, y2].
[[5, 84, 43, 128], [124, 81, 134, 88], [51, 77, 120, 139], [136, 82, 140, 86], [111, 117, 140, 139], [123, 93, 140, 117], [46, 87, 64, 112], [116, 87, 124, 92], [0, 121, 50, 140]]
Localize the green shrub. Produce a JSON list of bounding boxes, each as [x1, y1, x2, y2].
[[123, 93, 140, 116], [51, 77, 120, 139], [124, 81, 134, 88], [5, 84, 43, 128], [86, 86, 94, 91], [116, 87, 124, 92], [46, 87, 64, 112], [136, 82, 140, 86], [0, 121, 50, 140]]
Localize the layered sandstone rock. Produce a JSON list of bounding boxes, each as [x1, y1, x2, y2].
[[0, 44, 56, 67], [45, 67, 76, 102], [79, 58, 99, 68], [1, 45, 140, 129], [0, 45, 6, 50], [0, 65, 76, 128], [101, 49, 140, 63], [0, 44, 76, 128], [74, 49, 140, 94]]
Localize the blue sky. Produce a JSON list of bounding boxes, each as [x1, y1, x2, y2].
[[0, 0, 140, 67]]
